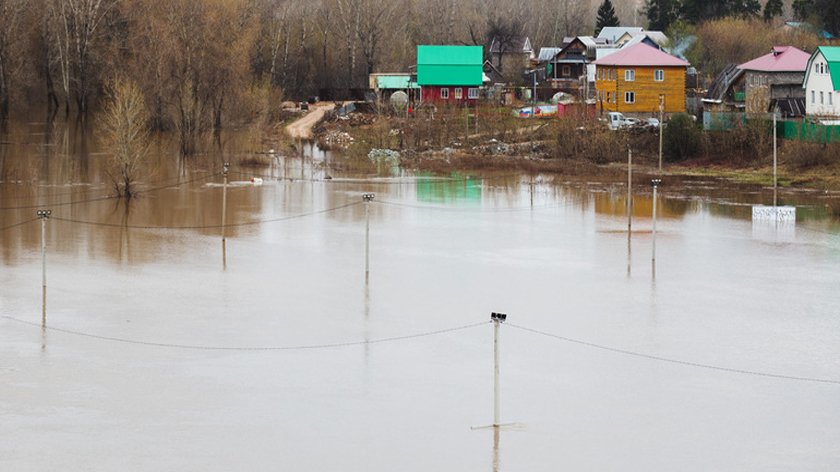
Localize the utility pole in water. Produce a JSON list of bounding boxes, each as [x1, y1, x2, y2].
[[363, 193, 375, 277], [651, 179, 661, 267], [627, 147, 633, 233], [491, 312, 506, 427], [37, 210, 51, 289]]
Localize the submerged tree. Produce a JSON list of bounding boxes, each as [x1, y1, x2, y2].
[[98, 77, 151, 198], [595, 0, 620, 36]]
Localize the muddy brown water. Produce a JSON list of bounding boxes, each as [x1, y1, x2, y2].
[[2, 118, 839, 471]]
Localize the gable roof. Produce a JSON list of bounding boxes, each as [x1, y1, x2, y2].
[[538, 47, 563, 62], [417, 45, 483, 86], [593, 42, 689, 67], [597, 26, 643, 43], [703, 64, 744, 103], [490, 36, 533, 55], [738, 46, 810, 72], [803, 46, 840, 92]]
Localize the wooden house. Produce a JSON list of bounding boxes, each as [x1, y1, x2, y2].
[[547, 37, 588, 91], [489, 36, 534, 76], [738, 46, 810, 116], [594, 43, 689, 115], [803, 46, 840, 119], [702, 64, 746, 113], [417, 45, 483, 104]]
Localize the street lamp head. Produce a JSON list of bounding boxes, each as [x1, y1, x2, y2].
[[651, 179, 662, 186], [363, 193, 375, 202], [491, 312, 507, 322], [37, 210, 51, 217]]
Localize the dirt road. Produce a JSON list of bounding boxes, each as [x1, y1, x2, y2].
[[286, 102, 335, 139]]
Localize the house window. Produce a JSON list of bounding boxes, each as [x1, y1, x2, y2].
[[625, 92, 635, 103], [654, 70, 664, 81], [607, 92, 611, 103], [562, 66, 571, 77], [441, 88, 449, 99], [610, 69, 614, 81], [454, 88, 462, 99], [830, 92, 834, 106], [625, 69, 635, 81], [599, 90, 603, 102], [812, 90, 815, 104], [821, 91, 824, 104], [468, 88, 479, 99]]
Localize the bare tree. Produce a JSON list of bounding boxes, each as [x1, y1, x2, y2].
[[0, 0, 27, 119], [98, 77, 151, 198], [52, 0, 120, 114]]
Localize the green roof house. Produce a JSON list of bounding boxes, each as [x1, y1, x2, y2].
[[804, 46, 840, 118], [416, 45, 483, 103]]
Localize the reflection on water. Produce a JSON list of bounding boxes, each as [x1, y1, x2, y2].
[[2, 117, 840, 471]]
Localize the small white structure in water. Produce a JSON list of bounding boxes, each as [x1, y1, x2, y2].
[[752, 205, 796, 222]]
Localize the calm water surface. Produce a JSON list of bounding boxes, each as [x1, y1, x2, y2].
[[1, 119, 839, 471]]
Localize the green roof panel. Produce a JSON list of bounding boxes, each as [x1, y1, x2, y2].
[[377, 75, 419, 89], [417, 46, 483, 86], [818, 47, 840, 91]]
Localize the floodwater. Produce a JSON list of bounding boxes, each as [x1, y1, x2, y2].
[[2, 118, 839, 471]]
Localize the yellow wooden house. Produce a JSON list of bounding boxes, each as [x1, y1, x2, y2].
[[594, 43, 689, 114]]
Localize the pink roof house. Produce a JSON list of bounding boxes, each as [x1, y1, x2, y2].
[[593, 42, 689, 114], [738, 46, 811, 115]]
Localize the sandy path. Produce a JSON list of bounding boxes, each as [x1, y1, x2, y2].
[[286, 102, 336, 139]]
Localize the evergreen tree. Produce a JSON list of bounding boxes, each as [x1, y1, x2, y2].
[[595, 0, 620, 36], [763, 0, 784, 21], [644, 0, 681, 31], [794, 0, 840, 37]]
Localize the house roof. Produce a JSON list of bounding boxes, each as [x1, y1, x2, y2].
[[375, 74, 419, 90], [490, 36, 533, 55], [417, 46, 483, 86], [597, 26, 643, 43], [593, 42, 689, 67], [538, 47, 563, 62], [738, 46, 810, 72], [619, 31, 668, 46], [803, 46, 840, 92], [703, 64, 744, 102]]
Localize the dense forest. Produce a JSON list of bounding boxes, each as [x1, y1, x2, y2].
[[0, 0, 828, 128]]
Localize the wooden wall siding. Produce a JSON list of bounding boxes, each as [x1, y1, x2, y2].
[[596, 66, 686, 114], [420, 86, 479, 103]]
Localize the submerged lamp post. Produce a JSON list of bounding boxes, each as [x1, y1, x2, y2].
[[37, 210, 51, 289], [491, 311, 507, 427], [651, 179, 661, 266], [363, 193, 375, 276], [222, 162, 229, 242]]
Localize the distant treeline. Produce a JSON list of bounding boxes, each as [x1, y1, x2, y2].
[[0, 0, 829, 128]]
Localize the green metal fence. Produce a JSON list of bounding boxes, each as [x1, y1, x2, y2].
[[776, 120, 840, 143]]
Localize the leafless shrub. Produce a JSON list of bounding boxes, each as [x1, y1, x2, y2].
[[97, 77, 152, 198]]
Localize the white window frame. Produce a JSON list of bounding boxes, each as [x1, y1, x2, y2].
[[654, 69, 664, 82], [441, 88, 449, 99], [625, 92, 635, 104], [625, 69, 635, 81], [468, 88, 479, 99], [454, 88, 462, 100]]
